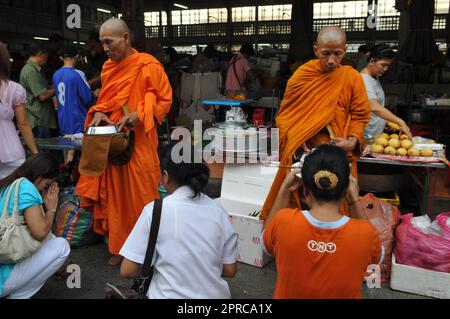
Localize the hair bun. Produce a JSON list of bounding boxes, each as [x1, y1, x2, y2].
[[314, 170, 339, 190], [319, 177, 331, 189]]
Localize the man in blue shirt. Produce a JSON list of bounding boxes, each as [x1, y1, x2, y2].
[[53, 45, 98, 163], [53, 45, 97, 136]]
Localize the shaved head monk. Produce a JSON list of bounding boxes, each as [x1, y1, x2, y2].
[[260, 26, 370, 220], [76, 19, 172, 265]]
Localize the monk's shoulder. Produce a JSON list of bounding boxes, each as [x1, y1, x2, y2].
[[341, 65, 361, 78], [138, 53, 162, 67], [341, 65, 365, 88], [297, 59, 319, 72], [291, 59, 320, 79], [139, 53, 165, 74], [342, 65, 364, 81]]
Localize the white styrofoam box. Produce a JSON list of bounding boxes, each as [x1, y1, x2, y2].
[[215, 163, 278, 268], [216, 197, 272, 268], [390, 254, 450, 299]]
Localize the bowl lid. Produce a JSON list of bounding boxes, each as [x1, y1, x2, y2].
[[85, 126, 119, 135]]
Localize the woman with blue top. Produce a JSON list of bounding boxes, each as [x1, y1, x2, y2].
[[0, 153, 70, 299]]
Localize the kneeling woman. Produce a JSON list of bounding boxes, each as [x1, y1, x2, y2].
[[120, 144, 238, 299], [0, 154, 70, 299], [263, 144, 384, 299]]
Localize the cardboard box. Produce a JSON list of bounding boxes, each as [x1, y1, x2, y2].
[[215, 163, 278, 268], [380, 193, 400, 208], [390, 254, 450, 299]]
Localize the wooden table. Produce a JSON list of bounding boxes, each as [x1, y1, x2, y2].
[[359, 156, 447, 215]]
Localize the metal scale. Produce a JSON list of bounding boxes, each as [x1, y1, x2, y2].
[[202, 99, 261, 155]]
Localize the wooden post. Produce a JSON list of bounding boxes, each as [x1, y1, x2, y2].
[[163, 0, 173, 47], [289, 0, 314, 61], [122, 0, 145, 51], [226, 1, 232, 51]]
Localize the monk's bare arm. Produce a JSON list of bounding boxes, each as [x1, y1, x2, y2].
[[347, 73, 371, 149], [89, 112, 115, 127]]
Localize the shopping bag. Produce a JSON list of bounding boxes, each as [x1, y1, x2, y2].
[[361, 193, 401, 283]]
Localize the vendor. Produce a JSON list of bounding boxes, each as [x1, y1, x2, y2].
[[360, 44, 412, 141], [225, 43, 263, 98]]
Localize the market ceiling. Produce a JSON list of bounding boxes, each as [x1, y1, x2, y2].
[[141, 0, 294, 11]]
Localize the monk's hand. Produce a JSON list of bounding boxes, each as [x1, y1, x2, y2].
[[89, 112, 115, 127], [301, 143, 311, 153], [294, 144, 310, 160], [281, 169, 303, 194], [117, 112, 139, 132], [331, 136, 357, 152]]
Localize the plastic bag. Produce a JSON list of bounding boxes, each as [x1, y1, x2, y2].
[[436, 212, 450, 234], [394, 212, 450, 273], [361, 193, 401, 283], [53, 186, 100, 247]]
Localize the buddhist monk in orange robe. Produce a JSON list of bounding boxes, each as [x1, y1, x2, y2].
[[76, 19, 172, 265], [260, 27, 370, 220]]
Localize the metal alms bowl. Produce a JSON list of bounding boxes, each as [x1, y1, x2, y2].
[[85, 126, 119, 135]]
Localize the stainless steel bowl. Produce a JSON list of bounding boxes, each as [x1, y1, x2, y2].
[[214, 121, 249, 130], [85, 126, 119, 135]]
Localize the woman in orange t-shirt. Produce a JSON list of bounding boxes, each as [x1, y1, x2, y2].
[[262, 144, 384, 299]]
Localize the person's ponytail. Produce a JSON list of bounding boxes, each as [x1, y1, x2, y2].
[[160, 143, 210, 198], [184, 166, 209, 198]]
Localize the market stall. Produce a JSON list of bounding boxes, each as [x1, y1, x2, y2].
[[361, 121, 449, 214], [358, 156, 447, 216]]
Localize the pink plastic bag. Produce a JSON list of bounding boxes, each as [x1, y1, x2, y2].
[[436, 212, 450, 235], [361, 193, 401, 283], [394, 213, 450, 273]]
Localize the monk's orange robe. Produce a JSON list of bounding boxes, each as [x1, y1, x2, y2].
[[76, 50, 172, 254], [260, 59, 370, 220]]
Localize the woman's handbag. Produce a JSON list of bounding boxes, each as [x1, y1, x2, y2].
[[0, 178, 50, 264], [105, 198, 163, 299]]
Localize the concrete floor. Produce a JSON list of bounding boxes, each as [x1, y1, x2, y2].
[[33, 242, 427, 299]]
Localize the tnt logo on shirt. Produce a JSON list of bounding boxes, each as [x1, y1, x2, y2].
[[308, 240, 336, 254]]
